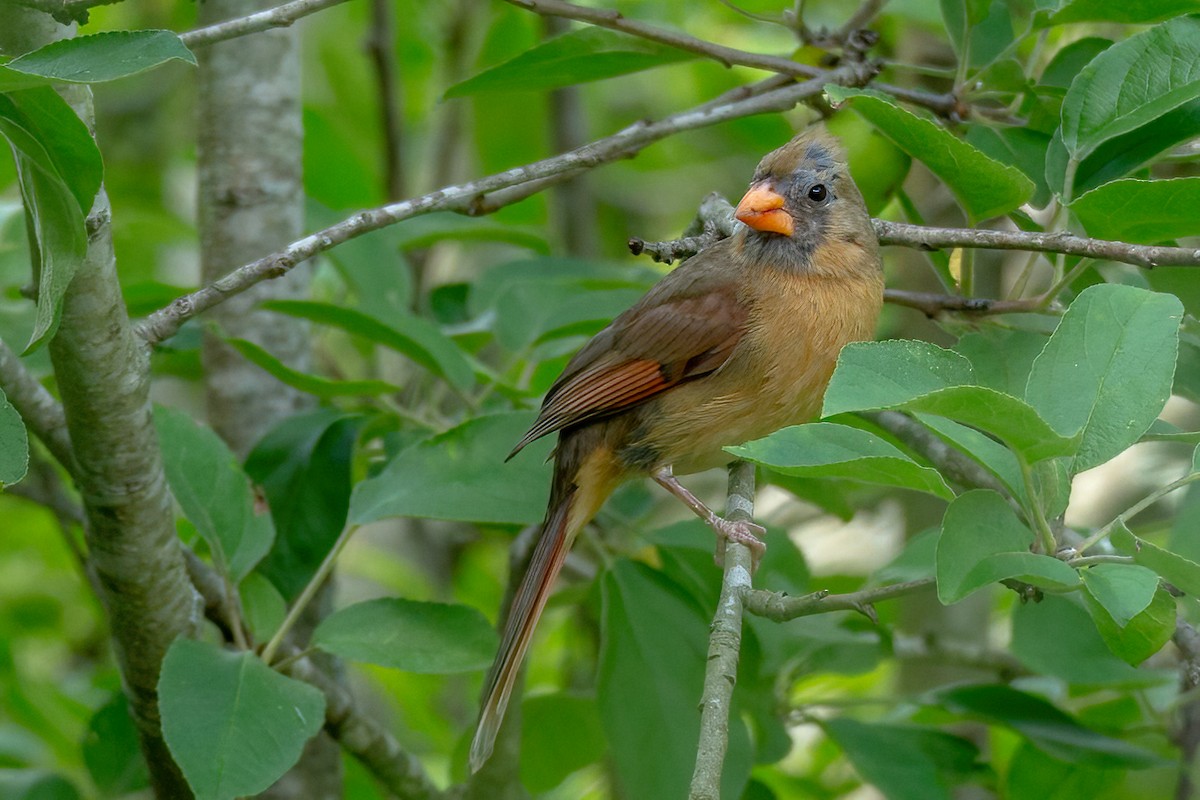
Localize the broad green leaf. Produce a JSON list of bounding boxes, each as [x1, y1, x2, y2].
[[939, 0, 991, 59], [1085, 585, 1176, 665], [937, 491, 1079, 603], [916, 416, 1026, 503], [0, 66, 51, 92], [1011, 595, 1167, 686], [225, 336, 401, 398], [1025, 284, 1182, 473], [6, 31, 196, 83], [155, 406, 274, 581], [1080, 563, 1159, 627], [1050, 0, 1200, 25], [520, 693, 606, 793], [1006, 742, 1119, 800], [238, 573, 286, 642], [965, 125, 1053, 207], [446, 27, 694, 98], [939, 684, 1162, 767], [599, 561, 752, 800], [82, 693, 148, 796], [0, 387, 29, 487], [244, 411, 360, 601], [1040, 37, 1112, 89], [954, 328, 1048, 403], [824, 340, 975, 416], [349, 412, 553, 527], [0, 88, 102, 212], [1071, 178, 1200, 243], [494, 281, 644, 352], [1111, 520, 1200, 596], [260, 300, 476, 392], [825, 85, 1033, 220], [1060, 16, 1200, 161], [1141, 419, 1200, 445], [728, 422, 954, 500], [824, 718, 980, 800], [159, 639, 325, 800], [312, 598, 496, 673], [824, 341, 1075, 461]]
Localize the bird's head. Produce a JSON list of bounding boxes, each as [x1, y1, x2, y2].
[[734, 126, 877, 274]]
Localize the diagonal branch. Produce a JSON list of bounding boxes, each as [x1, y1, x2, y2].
[[180, 0, 350, 48], [744, 577, 935, 622], [0, 338, 76, 475], [135, 68, 862, 344]]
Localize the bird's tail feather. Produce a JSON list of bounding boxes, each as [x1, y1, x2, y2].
[[469, 487, 578, 772]]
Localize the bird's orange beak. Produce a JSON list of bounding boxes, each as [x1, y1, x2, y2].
[[735, 182, 793, 236]]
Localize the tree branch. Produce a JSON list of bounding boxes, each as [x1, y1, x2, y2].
[[365, 0, 405, 200], [179, 0, 350, 49], [499, 0, 961, 117], [882, 288, 1038, 317], [744, 577, 935, 622], [874, 219, 1200, 268], [689, 461, 757, 800], [0, 338, 76, 475], [136, 69, 857, 344]]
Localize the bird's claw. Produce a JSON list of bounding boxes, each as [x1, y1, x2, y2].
[[712, 517, 766, 571]]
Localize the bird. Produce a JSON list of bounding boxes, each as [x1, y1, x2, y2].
[[469, 125, 884, 772]]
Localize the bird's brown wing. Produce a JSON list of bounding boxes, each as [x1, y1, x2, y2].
[[510, 251, 748, 457]]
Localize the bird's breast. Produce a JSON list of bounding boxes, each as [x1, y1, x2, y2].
[[630, 256, 883, 474]]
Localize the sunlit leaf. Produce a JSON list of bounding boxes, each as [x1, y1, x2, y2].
[[7, 30, 196, 83]]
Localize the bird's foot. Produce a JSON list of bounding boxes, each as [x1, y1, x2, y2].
[[711, 516, 766, 571]]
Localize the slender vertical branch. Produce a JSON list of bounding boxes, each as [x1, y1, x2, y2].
[[689, 461, 756, 800], [366, 0, 405, 200]]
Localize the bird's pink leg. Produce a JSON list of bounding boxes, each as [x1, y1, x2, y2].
[[652, 465, 765, 569]]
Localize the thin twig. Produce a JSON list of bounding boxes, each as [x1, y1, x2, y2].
[[744, 577, 935, 622], [136, 70, 852, 344], [180, 0, 351, 49], [874, 220, 1200, 269], [688, 461, 756, 800], [882, 288, 1039, 317], [0, 339, 76, 475]]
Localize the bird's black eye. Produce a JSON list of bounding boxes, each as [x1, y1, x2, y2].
[[808, 184, 827, 202]]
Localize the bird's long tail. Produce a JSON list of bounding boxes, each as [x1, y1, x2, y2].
[[469, 486, 578, 772], [469, 440, 619, 773]]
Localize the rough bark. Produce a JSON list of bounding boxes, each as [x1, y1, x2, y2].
[[0, 8, 202, 798]]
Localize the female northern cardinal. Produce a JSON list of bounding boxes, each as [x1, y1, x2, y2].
[[470, 126, 884, 771]]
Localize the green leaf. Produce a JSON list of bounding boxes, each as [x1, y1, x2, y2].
[[312, 598, 497, 673], [824, 341, 1075, 461], [599, 561, 752, 799], [1060, 16, 1200, 161], [1011, 594, 1166, 686], [446, 27, 694, 98], [939, 0, 991, 59], [1111, 520, 1200, 596], [1025, 284, 1182, 473], [965, 125, 1053, 207], [0, 772, 81, 800], [1085, 585, 1176, 665], [954, 328, 1049, 405], [939, 684, 1162, 767], [244, 411, 360, 601], [155, 407, 274, 581], [6, 31, 196, 83], [824, 718, 981, 800], [393, 211, 549, 253], [520, 693, 606, 793], [0, 88, 102, 212], [1006, 742, 1119, 800], [159, 639, 325, 800], [825, 85, 1033, 220], [916, 415, 1027, 503], [1050, 0, 1200, 25], [225, 336, 401, 398], [82, 693, 149, 796], [260, 300, 475, 393], [1071, 178, 1200, 243], [0, 387, 29, 487], [937, 491, 1079, 604], [350, 412, 553, 527], [1080, 563, 1159, 627], [728, 422, 954, 500], [239, 573, 286, 642]]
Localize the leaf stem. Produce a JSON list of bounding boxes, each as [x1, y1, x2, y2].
[[1077, 472, 1200, 553], [1016, 453, 1057, 555], [262, 524, 359, 665]]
